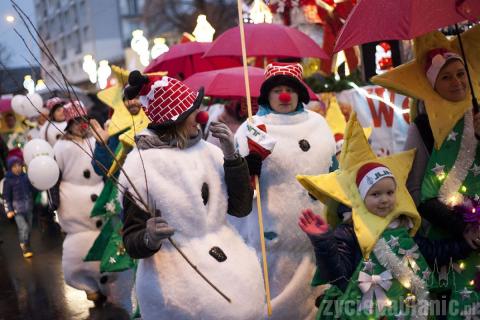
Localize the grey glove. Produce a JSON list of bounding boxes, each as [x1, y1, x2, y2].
[[144, 216, 175, 250], [208, 121, 238, 160]]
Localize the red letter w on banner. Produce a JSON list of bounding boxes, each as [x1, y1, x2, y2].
[[366, 87, 395, 128]]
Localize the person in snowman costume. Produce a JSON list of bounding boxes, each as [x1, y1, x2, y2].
[[119, 71, 264, 320], [52, 101, 134, 311], [233, 62, 337, 319], [39, 97, 68, 147]]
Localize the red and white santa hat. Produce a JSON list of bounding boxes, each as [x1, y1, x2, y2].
[[259, 62, 310, 105], [125, 71, 204, 128], [356, 162, 395, 199], [425, 48, 463, 88], [334, 133, 344, 155], [63, 100, 87, 122]]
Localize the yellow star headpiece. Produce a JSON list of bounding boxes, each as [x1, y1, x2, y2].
[[372, 25, 480, 149], [325, 94, 372, 139], [297, 113, 420, 258], [97, 85, 149, 147]]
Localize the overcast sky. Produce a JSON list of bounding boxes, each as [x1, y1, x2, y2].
[[0, 0, 39, 68]]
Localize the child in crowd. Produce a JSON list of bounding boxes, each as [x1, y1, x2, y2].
[[299, 162, 473, 319], [3, 156, 35, 258]]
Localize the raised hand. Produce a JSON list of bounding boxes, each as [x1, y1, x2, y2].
[[298, 209, 329, 236], [209, 121, 237, 160]]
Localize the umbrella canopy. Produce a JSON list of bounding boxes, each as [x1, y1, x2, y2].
[[144, 42, 241, 79], [183, 66, 318, 101], [334, 0, 480, 53], [203, 23, 328, 59], [0, 99, 11, 113]]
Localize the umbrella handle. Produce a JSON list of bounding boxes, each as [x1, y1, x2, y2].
[[236, 0, 272, 316], [455, 24, 479, 113]]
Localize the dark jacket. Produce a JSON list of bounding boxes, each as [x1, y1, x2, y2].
[[3, 171, 35, 214], [122, 155, 254, 259], [310, 223, 472, 291]]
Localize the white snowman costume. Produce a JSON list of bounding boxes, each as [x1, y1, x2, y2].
[[234, 109, 336, 319], [39, 120, 67, 146], [120, 133, 265, 320], [54, 136, 134, 312]]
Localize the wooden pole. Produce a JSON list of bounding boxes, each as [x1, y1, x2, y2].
[[236, 1, 272, 316]]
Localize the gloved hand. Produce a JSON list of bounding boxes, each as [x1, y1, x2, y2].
[[245, 153, 263, 177], [144, 216, 175, 250], [209, 121, 238, 160]]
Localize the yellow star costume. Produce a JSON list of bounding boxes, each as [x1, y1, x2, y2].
[[371, 25, 480, 149], [297, 113, 420, 258], [324, 94, 371, 140]]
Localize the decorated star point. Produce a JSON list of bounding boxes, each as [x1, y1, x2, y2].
[[362, 259, 376, 273], [447, 131, 458, 142], [104, 201, 116, 214], [460, 287, 473, 300], [387, 235, 400, 249], [422, 269, 431, 280], [372, 25, 480, 149], [431, 163, 445, 176], [109, 256, 117, 264], [470, 163, 480, 177], [297, 113, 421, 257]]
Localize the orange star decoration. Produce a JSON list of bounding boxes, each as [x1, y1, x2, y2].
[[372, 25, 480, 149], [297, 113, 420, 258]]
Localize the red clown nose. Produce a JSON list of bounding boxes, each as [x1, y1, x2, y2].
[[80, 122, 89, 130], [279, 92, 291, 103], [195, 111, 209, 125]]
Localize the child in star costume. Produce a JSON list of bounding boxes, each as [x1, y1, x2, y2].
[[298, 114, 472, 319], [119, 71, 264, 320], [372, 26, 480, 318], [233, 62, 336, 320]]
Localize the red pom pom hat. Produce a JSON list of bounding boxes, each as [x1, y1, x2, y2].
[[258, 62, 310, 105]]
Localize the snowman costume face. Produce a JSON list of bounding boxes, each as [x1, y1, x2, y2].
[[120, 136, 265, 320], [234, 110, 336, 319]]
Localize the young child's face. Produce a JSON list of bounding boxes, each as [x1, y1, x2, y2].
[[364, 177, 397, 217], [11, 163, 23, 176]]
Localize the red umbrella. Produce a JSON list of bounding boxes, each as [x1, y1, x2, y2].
[[334, 0, 480, 53], [183, 66, 318, 101], [144, 42, 241, 79], [0, 99, 12, 113], [203, 23, 328, 59]]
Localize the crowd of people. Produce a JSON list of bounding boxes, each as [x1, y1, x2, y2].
[[1, 25, 480, 320]]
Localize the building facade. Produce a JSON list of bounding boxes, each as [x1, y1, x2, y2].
[[34, 0, 144, 86]]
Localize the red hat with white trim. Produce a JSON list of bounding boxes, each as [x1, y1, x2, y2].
[[46, 97, 65, 110], [356, 162, 395, 199], [63, 100, 87, 122], [124, 70, 204, 129], [334, 133, 344, 155], [259, 62, 310, 105], [425, 48, 463, 88]]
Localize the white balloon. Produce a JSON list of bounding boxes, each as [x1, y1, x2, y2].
[[27, 155, 60, 190], [23, 138, 54, 165], [22, 93, 44, 118], [11, 95, 26, 115]]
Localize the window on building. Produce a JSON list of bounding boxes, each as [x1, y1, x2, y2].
[[83, 26, 89, 41], [119, 0, 144, 16], [74, 30, 81, 54]]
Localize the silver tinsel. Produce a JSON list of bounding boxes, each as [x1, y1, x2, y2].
[[373, 238, 429, 320]]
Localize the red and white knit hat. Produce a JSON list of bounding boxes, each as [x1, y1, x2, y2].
[[356, 162, 395, 199], [334, 133, 344, 155], [425, 48, 463, 87], [63, 100, 87, 122], [259, 62, 309, 105], [46, 97, 64, 110], [125, 71, 204, 128]]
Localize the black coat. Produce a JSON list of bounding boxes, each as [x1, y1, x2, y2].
[[310, 223, 472, 291]]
